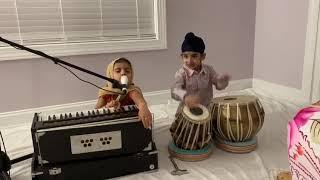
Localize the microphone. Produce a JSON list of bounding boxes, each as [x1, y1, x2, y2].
[[120, 75, 128, 95], [116, 75, 128, 102]]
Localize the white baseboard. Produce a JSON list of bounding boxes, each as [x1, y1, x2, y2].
[[144, 78, 253, 104], [216, 78, 252, 93], [252, 78, 309, 104], [0, 78, 252, 127]]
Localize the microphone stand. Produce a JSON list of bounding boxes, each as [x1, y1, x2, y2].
[[0, 37, 122, 89], [0, 37, 124, 167]]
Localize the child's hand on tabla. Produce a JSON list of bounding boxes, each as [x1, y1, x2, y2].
[[184, 95, 201, 108]]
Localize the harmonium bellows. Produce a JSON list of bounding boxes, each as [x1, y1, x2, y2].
[[31, 105, 153, 165]]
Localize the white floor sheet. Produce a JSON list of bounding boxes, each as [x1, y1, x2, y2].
[[0, 88, 307, 180]]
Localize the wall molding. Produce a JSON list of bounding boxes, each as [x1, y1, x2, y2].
[[0, 78, 252, 126], [253, 78, 309, 104], [310, 0, 320, 103], [302, 0, 320, 103], [216, 78, 252, 93]]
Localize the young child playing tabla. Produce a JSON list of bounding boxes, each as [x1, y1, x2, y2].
[[95, 57, 152, 129], [170, 32, 231, 149], [171, 32, 230, 108]]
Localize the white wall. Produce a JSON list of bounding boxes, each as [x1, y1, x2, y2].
[[253, 0, 309, 89]]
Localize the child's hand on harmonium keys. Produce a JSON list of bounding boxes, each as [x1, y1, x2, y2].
[[184, 95, 201, 108], [105, 100, 121, 109], [138, 106, 152, 129]]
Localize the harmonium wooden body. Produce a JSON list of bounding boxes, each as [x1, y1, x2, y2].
[[31, 105, 158, 180]]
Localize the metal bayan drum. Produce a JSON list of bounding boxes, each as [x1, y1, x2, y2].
[[211, 95, 264, 153], [169, 104, 213, 161]]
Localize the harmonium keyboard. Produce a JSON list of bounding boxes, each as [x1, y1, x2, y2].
[[31, 105, 155, 165]]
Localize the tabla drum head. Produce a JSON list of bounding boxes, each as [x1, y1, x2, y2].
[[211, 95, 258, 105], [182, 104, 209, 123]]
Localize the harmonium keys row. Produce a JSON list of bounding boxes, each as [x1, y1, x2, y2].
[[39, 105, 138, 122]]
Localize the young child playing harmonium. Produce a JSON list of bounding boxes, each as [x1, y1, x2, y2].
[[95, 57, 152, 129]]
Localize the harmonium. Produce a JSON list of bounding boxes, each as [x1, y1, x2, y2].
[[31, 105, 158, 180]]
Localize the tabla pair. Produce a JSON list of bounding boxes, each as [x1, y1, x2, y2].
[[168, 95, 265, 161]]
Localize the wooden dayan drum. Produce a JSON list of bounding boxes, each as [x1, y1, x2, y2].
[[169, 104, 213, 161], [211, 95, 264, 153]]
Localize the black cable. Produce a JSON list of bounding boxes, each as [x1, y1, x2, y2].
[[0, 132, 7, 155], [10, 153, 33, 165], [57, 63, 122, 95], [0, 132, 33, 165], [0, 131, 10, 177]]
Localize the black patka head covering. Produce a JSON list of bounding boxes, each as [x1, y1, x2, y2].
[[181, 32, 205, 54]]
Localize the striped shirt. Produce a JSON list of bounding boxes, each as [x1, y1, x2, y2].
[[171, 64, 227, 106]]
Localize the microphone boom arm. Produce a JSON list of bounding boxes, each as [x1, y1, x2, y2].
[[0, 37, 121, 89]]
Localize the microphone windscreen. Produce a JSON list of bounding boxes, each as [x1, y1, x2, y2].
[[120, 75, 128, 85]]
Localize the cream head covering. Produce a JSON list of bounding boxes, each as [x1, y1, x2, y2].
[[98, 57, 141, 98]]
